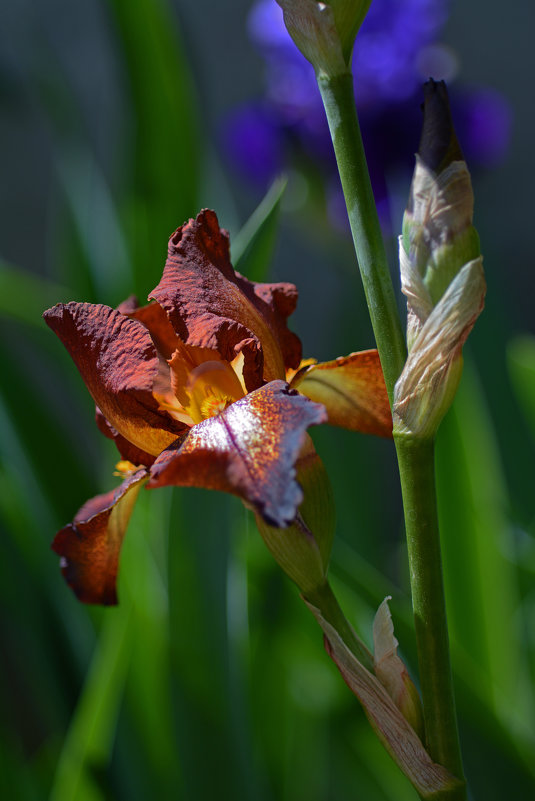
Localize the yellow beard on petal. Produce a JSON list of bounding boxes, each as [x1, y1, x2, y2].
[[186, 360, 245, 424], [113, 460, 139, 476], [199, 393, 235, 421], [155, 343, 247, 427]]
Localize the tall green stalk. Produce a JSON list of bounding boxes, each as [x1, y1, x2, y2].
[[317, 73, 406, 403], [318, 71, 466, 796]]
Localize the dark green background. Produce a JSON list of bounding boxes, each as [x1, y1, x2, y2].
[[1, 1, 534, 799]]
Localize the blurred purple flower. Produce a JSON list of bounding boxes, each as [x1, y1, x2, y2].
[[222, 0, 512, 227], [452, 88, 512, 166], [222, 103, 286, 186]]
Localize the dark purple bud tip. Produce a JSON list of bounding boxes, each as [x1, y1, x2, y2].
[[418, 79, 464, 173]]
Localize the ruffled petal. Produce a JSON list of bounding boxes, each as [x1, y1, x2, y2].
[[148, 380, 326, 527], [149, 209, 302, 391], [43, 302, 186, 456], [119, 296, 182, 360], [52, 469, 148, 605], [290, 350, 392, 438]]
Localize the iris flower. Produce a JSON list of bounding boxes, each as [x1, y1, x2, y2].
[[44, 210, 391, 605]]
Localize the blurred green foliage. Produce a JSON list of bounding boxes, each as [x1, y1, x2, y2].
[[1, 1, 534, 800]]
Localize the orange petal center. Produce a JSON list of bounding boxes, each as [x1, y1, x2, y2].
[[185, 361, 245, 424], [155, 343, 247, 426]]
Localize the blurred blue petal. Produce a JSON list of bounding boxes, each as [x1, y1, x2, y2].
[[223, 0, 512, 228], [354, 0, 449, 106], [221, 103, 286, 186], [452, 89, 513, 167], [249, 0, 449, 110]]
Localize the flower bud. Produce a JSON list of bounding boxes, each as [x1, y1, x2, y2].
[[254, 435, 335, 594], [276, 0, 372, 78], [393, 80, 486, 440]]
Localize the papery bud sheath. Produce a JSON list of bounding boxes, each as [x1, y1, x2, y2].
[[394, 80, 486, 440]]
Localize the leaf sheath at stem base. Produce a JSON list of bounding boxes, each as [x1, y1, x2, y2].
[[395, 435, 466, 798]]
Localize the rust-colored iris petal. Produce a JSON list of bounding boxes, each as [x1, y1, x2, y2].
[[116, 295, 140, 316], [43, 302, 186, 456], [121, 296, 182, 360], [52, 469, 147, 605], [290, 350, 393, 438], [95, 408, 157, 467], [148, 380, 326, 527], [149, 209, 302, 391]]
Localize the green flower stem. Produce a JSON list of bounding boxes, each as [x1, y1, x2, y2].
[[395, 435, 466, 798], [317, 72, 406, 403], [318, 68, 466, 795], [304, 578, 374, 672]]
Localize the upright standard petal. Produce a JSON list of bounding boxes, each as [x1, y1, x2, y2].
[[149, 209, 302, 390], [43, 302, 186, 456], [290, 350, 392, 437], [52, 469, 147, 605], [148, 380, 326, 527], [119, 295, 182, 360]]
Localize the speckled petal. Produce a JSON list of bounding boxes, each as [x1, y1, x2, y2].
[[148, 380, 326, 527], [43, 302, 186, 456], [52, 469, 148, 605], [149, 209, 302, 390], [290, 350, 392, 437]]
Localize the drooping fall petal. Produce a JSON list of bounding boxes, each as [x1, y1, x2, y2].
[[43, 302, 186, 456], [52, 469, 148, 605], [149, 209, 302, 391], [148, 380, 326, 527], [290, 350, 392, 437]]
